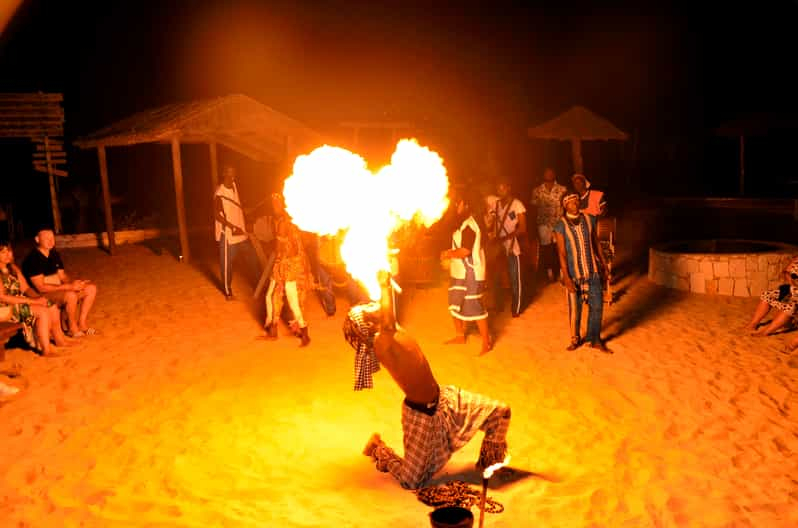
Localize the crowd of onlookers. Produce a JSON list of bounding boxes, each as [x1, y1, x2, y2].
[[6, 162, 797, 399], [213, 163, 615, 355]]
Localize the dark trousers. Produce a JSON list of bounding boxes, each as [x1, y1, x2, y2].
[[493, 253, 524, 317], [540, 242, 560, 279], [566, 273, 604, 344], [219, 234, 260, 297]]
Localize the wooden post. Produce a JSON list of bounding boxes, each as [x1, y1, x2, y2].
[[171, 138, 190, 262], [571, 138, 584, 174], [97, 145, 116, 254], [44, 137, 62, 233], [739, 135, 745, 196], [209, 142, 219, 191], [282, 135, 293, 178]]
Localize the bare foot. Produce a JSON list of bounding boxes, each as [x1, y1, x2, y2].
[[741, 324, 757, 334], [39, 348, 65, 358], [444, 336, 466, 345], [479, 337, 493, 356]]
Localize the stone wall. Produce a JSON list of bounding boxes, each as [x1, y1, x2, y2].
[[648, 242, 798, 297]]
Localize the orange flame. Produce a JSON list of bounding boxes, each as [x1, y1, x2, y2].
[[283, 139, 449, 299]]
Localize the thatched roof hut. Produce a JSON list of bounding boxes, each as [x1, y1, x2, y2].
[[74, 94, 322, 260]]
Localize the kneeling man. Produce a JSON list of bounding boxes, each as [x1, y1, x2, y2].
[[346, 274, 511, 490]]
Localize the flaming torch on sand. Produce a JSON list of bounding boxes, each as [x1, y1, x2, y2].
[[478, 455, 511, 528], [283, 139, 449, 306]]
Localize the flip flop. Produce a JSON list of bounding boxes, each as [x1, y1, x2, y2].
[[67, 331, 85, 338]]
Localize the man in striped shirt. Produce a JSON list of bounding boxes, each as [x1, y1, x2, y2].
[[553, 193, 610, 352]]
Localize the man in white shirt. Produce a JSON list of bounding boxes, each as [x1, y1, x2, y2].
[[214, 166, 260, 300], [486, 178, 528, 317]]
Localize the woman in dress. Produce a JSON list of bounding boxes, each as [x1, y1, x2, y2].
[[746, 256, 798, 337], [440, 188, 492, 354], [0, 240, 70, 356], [263, 193, 312, 346]]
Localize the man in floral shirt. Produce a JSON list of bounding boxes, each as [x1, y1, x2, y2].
[[530, 167, 567, 282]]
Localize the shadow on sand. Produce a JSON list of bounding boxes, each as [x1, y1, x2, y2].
[[425, 464, 554, 490], [602, 252, 683, 343]]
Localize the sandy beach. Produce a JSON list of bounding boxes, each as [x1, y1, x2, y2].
[[2, 243, 797, 527]]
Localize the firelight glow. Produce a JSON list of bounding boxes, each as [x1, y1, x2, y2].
[[283, 139, 449, 299], [482, 455, 511, 479]]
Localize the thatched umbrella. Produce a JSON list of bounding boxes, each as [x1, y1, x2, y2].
[[527, 105, 629, 175]]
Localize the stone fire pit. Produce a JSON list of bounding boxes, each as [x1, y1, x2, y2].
[[648, 239, 798, 297]]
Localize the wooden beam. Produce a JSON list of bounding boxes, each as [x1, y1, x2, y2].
[[339, 121, 413, 129], [97, 146, 116, 254], [170, 138, 190, 262], [739, 135, 745, 196], [33, 164, 68, 177], [44, 137, 62, 233], [0, 93, 63, 102], [571, 138, 584, 175], [209, 141, 219, 191]]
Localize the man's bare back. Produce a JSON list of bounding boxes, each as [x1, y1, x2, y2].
[[374, 328, 439, 405]]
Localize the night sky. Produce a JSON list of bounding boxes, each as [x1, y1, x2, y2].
[[2, 1, 798, 231]]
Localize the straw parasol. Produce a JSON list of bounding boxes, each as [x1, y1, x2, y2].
[[527, 105, 629, 174]]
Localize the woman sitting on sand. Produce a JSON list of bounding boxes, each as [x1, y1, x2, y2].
[[0, 240, 71, 356], [746, 256, 798, 338]]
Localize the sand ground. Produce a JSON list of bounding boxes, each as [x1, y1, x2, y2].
[[1, 243, 797, 527]]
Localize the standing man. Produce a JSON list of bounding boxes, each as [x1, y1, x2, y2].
[[486, 178, 528, 317], [22, 228, 98, 337], [553, 194, 610, 352], [571, 173, 607, 217], [531, 167, 567, 283], [440, 189, 491, 354], [214, 165, 260, 301]]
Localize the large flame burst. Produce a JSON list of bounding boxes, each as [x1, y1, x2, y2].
[[283, 139, 449, 299]]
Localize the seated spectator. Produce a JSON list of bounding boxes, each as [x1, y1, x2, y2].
[[1, 240, 71, 356], [746, 256, 798, 337], [22, 228, 98, 337]]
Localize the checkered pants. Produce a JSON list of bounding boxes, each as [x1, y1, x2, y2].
[[370, 385, 511, 489]]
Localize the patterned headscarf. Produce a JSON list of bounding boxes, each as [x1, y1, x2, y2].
[[344, 302, 381, 390], [562, 193, 579, 207]]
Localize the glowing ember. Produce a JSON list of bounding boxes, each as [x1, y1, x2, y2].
[[283, 139, 449, 299], [482, 455, 511, 479]]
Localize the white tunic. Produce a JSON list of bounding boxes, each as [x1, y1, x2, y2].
[[214, 183, 248, 244], [450, 216, 486, 281]]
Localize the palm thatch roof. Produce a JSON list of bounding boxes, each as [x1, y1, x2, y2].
[[527, 105, 629, 141], [74, 94, 322, 162]]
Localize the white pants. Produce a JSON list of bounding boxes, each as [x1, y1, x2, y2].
[[265, 280, 306, 328]]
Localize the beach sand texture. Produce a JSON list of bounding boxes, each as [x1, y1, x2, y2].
[[1, 244, 797, 527]]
